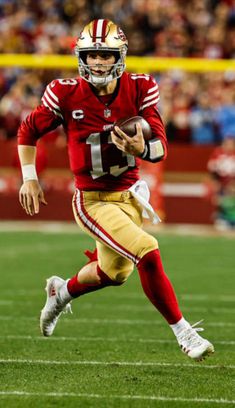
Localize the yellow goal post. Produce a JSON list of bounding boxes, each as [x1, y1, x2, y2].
[[1, 54, 235, 72]]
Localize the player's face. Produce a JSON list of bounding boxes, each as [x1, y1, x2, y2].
[[86, 51, 116, 78]]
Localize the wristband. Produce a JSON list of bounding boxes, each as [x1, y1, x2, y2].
[[140, 139, 164, 162], [22, 164, 38, 182]]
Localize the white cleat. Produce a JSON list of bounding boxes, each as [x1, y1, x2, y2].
[[40, 276, 72, 337], [177, 321, 214, 361]]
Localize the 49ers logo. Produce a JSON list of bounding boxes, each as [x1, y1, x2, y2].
[[93, 42, 103, 49], [117, 27, 127, 41]]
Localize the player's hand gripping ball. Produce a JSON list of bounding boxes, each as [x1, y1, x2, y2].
[[113, 116, 152, 140]]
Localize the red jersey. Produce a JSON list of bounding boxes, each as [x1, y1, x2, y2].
[[17, 72, 167, 191]]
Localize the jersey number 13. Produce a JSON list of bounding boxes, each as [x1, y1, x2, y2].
[[86, 133, 135, 179]]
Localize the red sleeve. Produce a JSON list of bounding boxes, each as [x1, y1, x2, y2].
[[137, 75, 168, 159], [143, 106, 168, 160], [17, 104, 63, 146]]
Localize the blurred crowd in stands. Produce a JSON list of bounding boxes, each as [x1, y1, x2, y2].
[[0, 0, 235, 145]]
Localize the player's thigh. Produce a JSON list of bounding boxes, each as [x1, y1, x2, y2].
[[73, 192, 158, 264]]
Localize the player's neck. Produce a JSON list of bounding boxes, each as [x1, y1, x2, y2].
[[93, 79, 117, 96]]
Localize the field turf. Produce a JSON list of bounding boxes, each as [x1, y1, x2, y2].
[[0, 229, 234, 407]]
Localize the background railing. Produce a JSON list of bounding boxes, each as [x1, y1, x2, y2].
[[1, 55, 235, 72]]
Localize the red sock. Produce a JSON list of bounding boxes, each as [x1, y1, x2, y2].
[[67, 266, 123, 298], [137, 249, 182, 324]]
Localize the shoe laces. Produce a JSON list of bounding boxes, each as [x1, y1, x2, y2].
[[191, 319, 204, 332], [178, 320, 205, 348]]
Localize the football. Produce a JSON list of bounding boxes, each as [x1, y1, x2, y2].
[[113, 116, 152, 140]]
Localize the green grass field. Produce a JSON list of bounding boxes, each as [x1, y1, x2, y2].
[[0, 229, 234, 408]]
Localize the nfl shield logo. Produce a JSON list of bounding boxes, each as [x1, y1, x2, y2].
[[104, 108, 111, 118]]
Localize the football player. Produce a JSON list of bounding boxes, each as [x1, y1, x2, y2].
[[17, 19, 214, 360]]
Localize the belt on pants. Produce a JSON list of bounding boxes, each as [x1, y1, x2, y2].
[[79, 190, 132, 202]]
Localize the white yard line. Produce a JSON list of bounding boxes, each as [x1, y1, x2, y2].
[[0, 315, 234, 327], [0, 359, 234, 369], [0, 335, 234, 346], [0, 391, 234, 405], [1, 299, 235, 314], [2, 300, 235, 315], [1, 289, 235, 302], [181, 294, 235, 302]]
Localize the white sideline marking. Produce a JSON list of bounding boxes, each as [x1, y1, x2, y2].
[[0, 359, 234, 369], [0, 315, 234, 327], [0, 335, 234, 346], [0, 391, 234, 405]]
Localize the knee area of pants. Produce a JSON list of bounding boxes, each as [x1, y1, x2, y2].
[[137, 236, 159, 259], [114, 269, 133, 284]]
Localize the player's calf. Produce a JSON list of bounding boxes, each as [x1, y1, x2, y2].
[[137, 249, 214, 361], [40, 249, 125, 337]]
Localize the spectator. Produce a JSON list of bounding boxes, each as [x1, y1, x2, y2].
[[216, 180, 235, 228], [214, 87, 235, 140], [189, 92, 217, 144], [207, 136, 235, 228], [0, 0, 234, 58], [1, 0, 235, 145]]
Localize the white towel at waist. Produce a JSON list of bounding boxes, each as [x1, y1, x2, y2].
[[128, 180, 161, 224]]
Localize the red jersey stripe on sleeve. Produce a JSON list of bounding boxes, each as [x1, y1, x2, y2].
[[139, 96, 160, 111], [41, 81, 63, 118], [139, 80, 160, 111], [42, 95, 63, 119], [46, 84, 59, 102]]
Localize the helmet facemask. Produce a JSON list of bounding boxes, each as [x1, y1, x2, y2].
[[77, 48, 127, 86]]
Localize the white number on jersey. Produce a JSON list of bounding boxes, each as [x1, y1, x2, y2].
[[130, 74, 150, 81], [58, 79, 77, 85], [86, 133, 135, 179]]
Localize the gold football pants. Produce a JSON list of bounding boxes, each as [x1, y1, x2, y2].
[[72, 189, 158, 282]]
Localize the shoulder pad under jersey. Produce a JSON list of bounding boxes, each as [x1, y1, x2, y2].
[[41, 78, 79, 119], [130, 73, 160, 111]]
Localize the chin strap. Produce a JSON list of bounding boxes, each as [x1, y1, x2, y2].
[[89, 73, 113, 86]]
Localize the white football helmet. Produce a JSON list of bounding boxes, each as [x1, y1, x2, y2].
[[75, 19, 128, 86]]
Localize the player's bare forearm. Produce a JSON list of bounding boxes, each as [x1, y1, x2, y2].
[[18, 145, 47, 216], [111, 123, 145, 156], [18, 145, 37, 165]]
